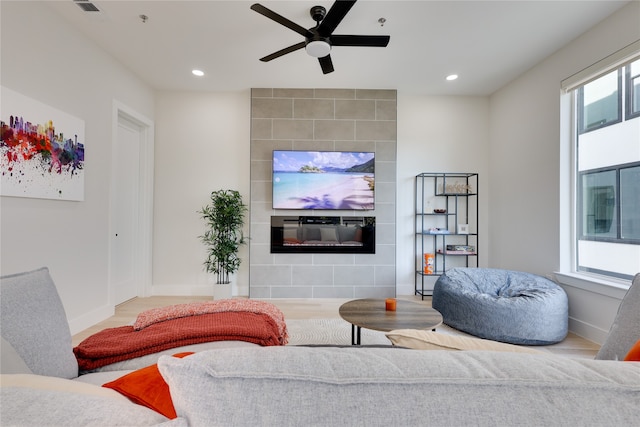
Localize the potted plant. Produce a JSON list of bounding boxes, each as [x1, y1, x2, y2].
[[198, 190, 248, 287]]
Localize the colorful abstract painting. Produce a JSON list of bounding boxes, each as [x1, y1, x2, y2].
[[1, 86, 85, 201]]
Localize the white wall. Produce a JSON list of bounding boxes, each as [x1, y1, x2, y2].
[[0, 2, 155, 334], [489, 1, 640, 342], [152, 91, 251, 296], [396, 95, 490, 294]]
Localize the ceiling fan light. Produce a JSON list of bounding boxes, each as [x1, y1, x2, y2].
[[306, 40, 331, 58]]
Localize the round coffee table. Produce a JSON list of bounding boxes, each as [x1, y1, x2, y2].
[[339, 298, 443, 345]]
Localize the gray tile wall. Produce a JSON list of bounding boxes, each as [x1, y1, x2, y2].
[[250, 88, 397, 298]]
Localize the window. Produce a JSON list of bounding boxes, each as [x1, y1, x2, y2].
[[571, 57, 640, 281], [626, 60, 640, 120], [580, 168, 616, 239], [620, 165, 640, 240], [578, 69, 621, 133], [579, 163, 640, 242]]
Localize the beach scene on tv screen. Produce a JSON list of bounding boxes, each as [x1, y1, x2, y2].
[[273, 150, 374, 210]]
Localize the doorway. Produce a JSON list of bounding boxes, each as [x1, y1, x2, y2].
[[110, 102, 154, 305]]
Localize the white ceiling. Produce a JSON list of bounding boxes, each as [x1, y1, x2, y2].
[[46, 0, 630, 95]]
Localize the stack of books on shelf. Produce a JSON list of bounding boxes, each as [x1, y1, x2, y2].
[[439, 245, 476, 255], [425, 228, 450, 234]]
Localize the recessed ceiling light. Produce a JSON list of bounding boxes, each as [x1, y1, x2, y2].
[[446, 74, 459, 81], [192, 69, 205, 77]]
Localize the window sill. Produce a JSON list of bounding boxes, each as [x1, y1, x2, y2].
[[554, 271, 630, 299]]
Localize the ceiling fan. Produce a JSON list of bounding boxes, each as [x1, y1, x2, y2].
[[250, 1, 390, 74]]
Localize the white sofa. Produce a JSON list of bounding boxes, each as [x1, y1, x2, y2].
[[2, 268, 639, 426]]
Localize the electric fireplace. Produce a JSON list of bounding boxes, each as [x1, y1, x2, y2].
[[270, 216, 375, 254]]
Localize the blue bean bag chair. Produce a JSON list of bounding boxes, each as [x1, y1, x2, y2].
[[432, 268, 568, 345]]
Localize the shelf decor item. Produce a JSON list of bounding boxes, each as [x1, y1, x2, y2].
[[426, 228, 450, 234], [457, 224, 470, 234], [446, 245, 475, 252], [199, 189, 248, 286], [424, 253, 435, 274], [438, 182, 474, 194], [443, 245, 476, 254]]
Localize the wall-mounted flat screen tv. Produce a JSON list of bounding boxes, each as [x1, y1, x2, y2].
[[272, 150, 375, 210]]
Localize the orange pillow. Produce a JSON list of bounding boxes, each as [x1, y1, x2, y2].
[[102, 352, 193, 419], [623, 339, 640, 361]]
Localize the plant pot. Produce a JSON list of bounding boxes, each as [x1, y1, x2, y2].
[[213, 283, 232, 300]]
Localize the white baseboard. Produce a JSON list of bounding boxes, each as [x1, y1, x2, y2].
[[568, 316, 609, 345], [151, 284, 250, 298], [396, 283, 415, 296], [151, 284, 214, 296], [68, 304, 114, 335]]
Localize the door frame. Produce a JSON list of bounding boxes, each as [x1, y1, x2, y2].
[[109, 101, 154, 303]]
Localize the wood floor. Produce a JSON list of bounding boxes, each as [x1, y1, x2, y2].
[[72, 295, 601, 358]]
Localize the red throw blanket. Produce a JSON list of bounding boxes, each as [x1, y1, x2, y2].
[[74, 311, 282, 371]]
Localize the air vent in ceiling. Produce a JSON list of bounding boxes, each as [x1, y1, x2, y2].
[[74, 1, 100, 12]]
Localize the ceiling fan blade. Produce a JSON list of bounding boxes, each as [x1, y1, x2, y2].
[[330, 35, 390, 47], [317, 0, 357, 36], [259, 41, 306, 62], [318, 55, 334, 74], [251, 3, 313, 38]]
